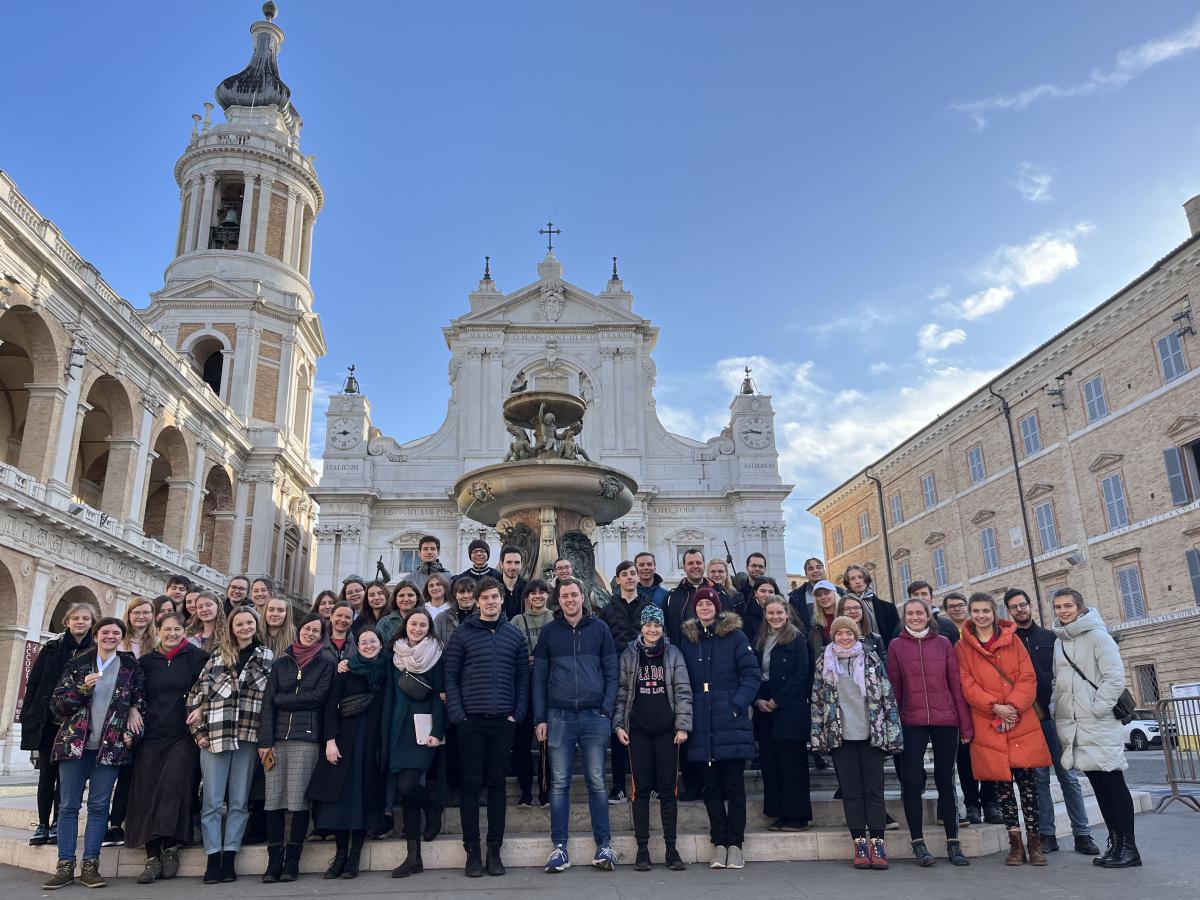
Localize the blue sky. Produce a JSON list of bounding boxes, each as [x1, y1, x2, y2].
[[8, 1, 1200, 570]]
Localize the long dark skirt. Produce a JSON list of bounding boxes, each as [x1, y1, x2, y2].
[[755, 714, 812, 822], [124, 734, 200, 848], [313, 725, 385, 833]]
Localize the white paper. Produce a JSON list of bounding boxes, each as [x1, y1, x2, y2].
[[413, 713, 433, 745]]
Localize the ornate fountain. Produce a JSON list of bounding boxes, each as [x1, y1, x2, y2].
[[453, 389, 637, 601]]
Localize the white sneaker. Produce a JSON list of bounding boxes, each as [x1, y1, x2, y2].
[[726, 845, 744, 869], [709, 845, 727, 869]]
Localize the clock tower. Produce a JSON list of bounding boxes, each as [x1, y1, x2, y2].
[[730, 368, 781, 485]]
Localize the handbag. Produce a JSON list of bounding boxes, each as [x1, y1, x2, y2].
[[1060, 645, 1136, 724], [398, 670, 433, 702], [337, 692, 374, 718]]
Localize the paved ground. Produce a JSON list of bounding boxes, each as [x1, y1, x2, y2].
[[0, 803, 1195, 899]]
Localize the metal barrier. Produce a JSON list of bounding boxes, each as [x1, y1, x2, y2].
[[1154, 697, 1200, 813]]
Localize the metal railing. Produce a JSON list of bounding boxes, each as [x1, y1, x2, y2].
[[1154, 696, 1200, 813]]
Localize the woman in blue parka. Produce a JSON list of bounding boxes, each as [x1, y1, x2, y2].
[[679, 586, 761, 871]]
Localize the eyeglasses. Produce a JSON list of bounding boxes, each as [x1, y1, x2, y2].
[[945, 604, 966, 611], [1008, 601, 1031, 610]]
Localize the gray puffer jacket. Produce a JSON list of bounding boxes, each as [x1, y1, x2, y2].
[[1053, 607, 1127, 773], [613, 637, 693, 734]]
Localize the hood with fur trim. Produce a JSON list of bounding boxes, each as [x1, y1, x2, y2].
[[681, 612, 745, 644]]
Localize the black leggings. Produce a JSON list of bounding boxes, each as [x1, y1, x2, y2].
[[900, 725, 959, 840], [333, 828, 366, 855], [36, 723, 59, 826], [628, 729, 679, 844], [831, 740, 886, 840], [992, 769, 1039, 830], [393, 768, 434, 841], [701, 759, 747, 847], [1084, 769, 1136, 837]]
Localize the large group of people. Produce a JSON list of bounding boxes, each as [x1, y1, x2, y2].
[[18, 535, 1144, 888]]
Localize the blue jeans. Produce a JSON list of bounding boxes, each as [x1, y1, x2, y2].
[[547, 708, 611, 848], [199, 743, 259, 853], [57, 751, 120, 862], [1035, 718, 1092, 837]]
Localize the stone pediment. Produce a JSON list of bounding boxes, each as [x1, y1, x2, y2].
[[892, 547, 910, 561], [1024, 482, 1054, 501], [1166, 416, 1200, 439], [971, 509, 995, 526], [924, 531, 946, 546], [1088, 452, 1124, 473], [456, 279, 645, 328], [156, 277, 259, 301]]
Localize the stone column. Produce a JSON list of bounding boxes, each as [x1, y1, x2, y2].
[[228, 475, 252, 575], [276, 338, 296, 428], [218, 349, 234, 401], [246, 475, 278, 575], [99, 438, 139, 520], [281, 187, 297, 267], [125, 398, 159, 527], [195, 173, 217, 252], [182, 177, 200, 254], [236, 176, 255, 251], [599, 348, 616, 450], [254, 176, 274, 256], [299, 212, 314, 277], [46, 353, 86, 497], [288, 199, 305, 268], [18, 383, 67, 483], [183, 441, 209, 557]]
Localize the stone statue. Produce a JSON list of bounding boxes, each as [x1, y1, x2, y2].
[[503, 423, 535, 461], [557, 421, 591, 461]]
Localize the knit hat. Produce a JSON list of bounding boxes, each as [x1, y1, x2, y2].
[[641, 605, 665, 627], [829, 615, 860, 638], [692, 586, 721, 612], [467, 539, 490, 558]]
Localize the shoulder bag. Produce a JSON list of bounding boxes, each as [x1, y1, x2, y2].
[[398, 670, 433, 702], [337, 692, 374, 718], [1060, 644, 1136, 724]]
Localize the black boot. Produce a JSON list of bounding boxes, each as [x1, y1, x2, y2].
[[665, 844, 686, 870], [423, 803, 443, 842], [1102, 833, 1142, 869], [983, 804, 1004, 825], [1075, 834, 1100, 856], [464, 842, 484, 877], [634, 843, 651, 871], [204, 852, 223, 885], [1093, 834, 1116, 867], [342, 847, 362, 879], [323, 852, 346, 879], [261, 844, 284, 883], [219, 850, 238, 883], [1041, 833, 1059, 852], [911, 839, 936, 866], [947, 839, 969, 866], [279, 843, 302, 882], [392, 840, 423, 878], [485, 843, 505, 876]]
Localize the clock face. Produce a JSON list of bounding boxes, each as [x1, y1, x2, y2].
[[328, 417, 362, 450], [739, 416, 772, 449]]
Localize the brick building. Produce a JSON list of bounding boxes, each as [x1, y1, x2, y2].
[[0, 6, 322, 770], [809, 199, 1200, 704]]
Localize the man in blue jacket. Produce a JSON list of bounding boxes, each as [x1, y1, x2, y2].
[[444, 577, 529, 878], [634, 551, 669, 608], [533, 577, 619, 873]]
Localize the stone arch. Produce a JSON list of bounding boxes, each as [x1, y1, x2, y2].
[[142, 425, 192, 546], [181, 329, 232, 399], [663, 528, 716, 573], [197, 464, 235, 572], [44, 583, 101, 634], [292, 363, 311, 443], [510, 354, 600, 400], [0, 305, 66, 480], [71, 374, 137, 516]]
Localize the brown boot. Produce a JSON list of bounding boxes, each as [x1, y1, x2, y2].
[[1026, 831, 1047, 866], [1005, 829, 1026, 866]]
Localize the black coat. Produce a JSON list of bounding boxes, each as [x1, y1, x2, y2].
[[19, 631, 93, 750], [138, 643, 209, 741], [785, 586, 818, 631], [756, 632, 814, 742], [307, 670, 387, 805], [596, 593, 650, 650], [868, 595, 901, 650], [443, 613, 529, 723], [260, 648, 336, 745], [501, 576, 527, 621], [1014, 622, 1056, 718], [664, 579, 705, 647]]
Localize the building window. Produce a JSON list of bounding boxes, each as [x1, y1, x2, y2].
[[889, 493, 904, 526], [898, 561, 912, 595], [980, 527, 1000, 572], [1116, 564, 1146, 620], [967, 446, 986, 485], [832, 526, 843, 556], [1157, 330, 1189, 383], [921, 473, 937, 510], [1187, 548, 1200, 606], [1164, 440, 1200, 506], [932, 547, 948, 590], [1134, 664, 1160, 705], [1034, 501, 1059, 553], [1019, 412, 1042, 456], [858, 511, 871, 542], [1083, 375, 1108, 424], [396, 547, 419, 574], [1100, 473, 1130, 530]]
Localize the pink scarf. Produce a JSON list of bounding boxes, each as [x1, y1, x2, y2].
[[393, 636, 443, 675], [822, 641, 866, 696]]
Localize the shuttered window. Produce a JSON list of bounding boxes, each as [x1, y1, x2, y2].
[[1157, 331, 1188, 383], [1116, 565, 1146, 620], [1083, 376, 1108, 423], [980, 527, 1000, 571], [1101, 473, 1130, 530]]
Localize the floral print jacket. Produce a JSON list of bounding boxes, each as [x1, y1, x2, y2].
[[50, 651, 145, 766], [809, 645, 902, 755]]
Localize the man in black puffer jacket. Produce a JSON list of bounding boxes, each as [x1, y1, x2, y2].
[[443, 577, 529, 877]]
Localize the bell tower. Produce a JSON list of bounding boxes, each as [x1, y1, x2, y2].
[[142, 1, 325, 585]]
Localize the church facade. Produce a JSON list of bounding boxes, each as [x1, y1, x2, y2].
[[311, 250, 793, 587]]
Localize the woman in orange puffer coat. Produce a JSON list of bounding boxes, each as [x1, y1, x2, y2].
[[955, 592, 1050, 867]]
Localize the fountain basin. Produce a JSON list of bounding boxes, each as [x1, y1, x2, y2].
[[453, 459, 636, 526]]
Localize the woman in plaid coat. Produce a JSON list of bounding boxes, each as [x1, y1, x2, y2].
[[186, 607, 274, 884]]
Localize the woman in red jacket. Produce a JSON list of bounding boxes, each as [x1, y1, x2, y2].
[[887, 598, 973, 867], [956, 592, 1050, 866]]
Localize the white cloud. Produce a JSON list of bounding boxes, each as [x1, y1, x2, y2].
[[953, 15, 1200, 128], [917, 323, 967, 351], [959, 285, 1015, 320], [1013, 163, 1052, 203], [927, 285, 951, 301], [808, 305, 895, 338], [981, 223, 1092, 288], [869, 361, 891, 374]]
